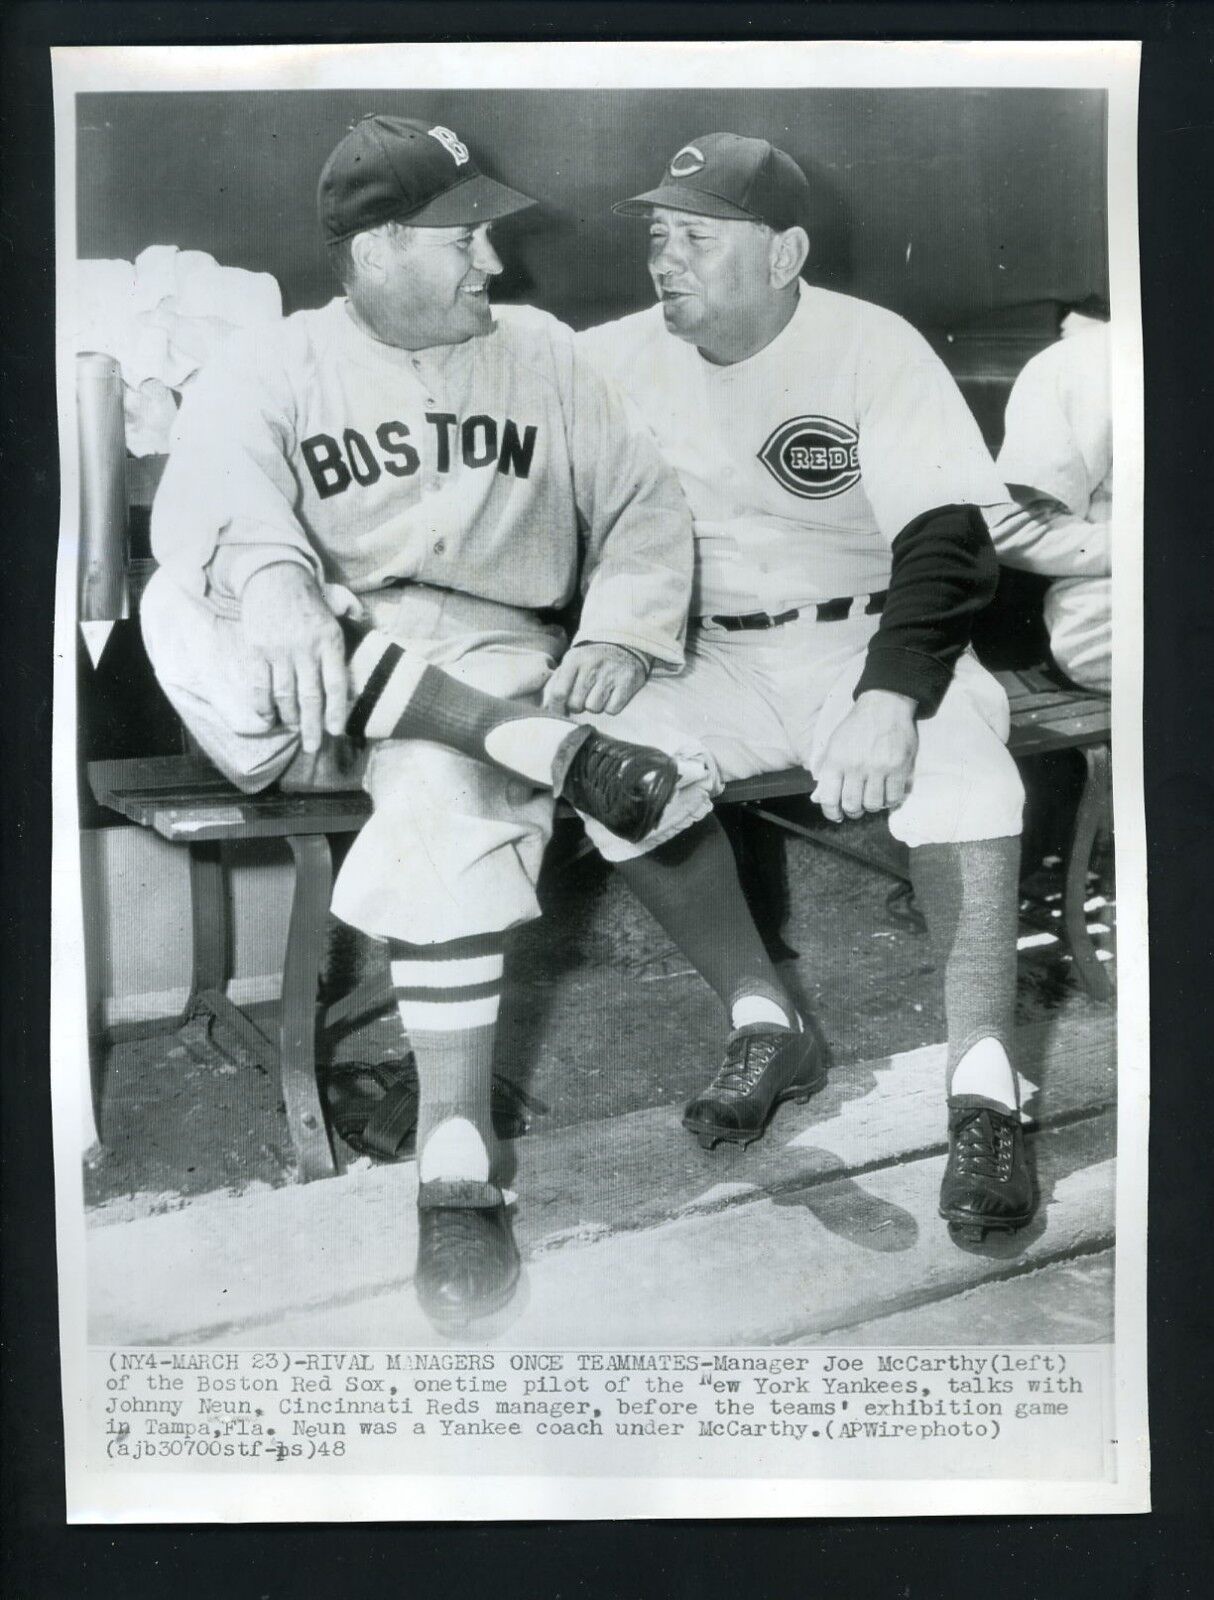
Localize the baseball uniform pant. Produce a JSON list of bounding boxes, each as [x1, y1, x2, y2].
[[1044, 575, 1111, 693], [141, 570, 567, 944], [579, 608, 1025, 862]]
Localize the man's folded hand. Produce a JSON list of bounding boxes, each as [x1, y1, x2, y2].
[[240, 563, 350, 753], [543, 641, 650, 717], [811, 689, 919, 822]]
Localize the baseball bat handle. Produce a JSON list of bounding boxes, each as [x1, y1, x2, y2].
[[76, 351, 130, 623]]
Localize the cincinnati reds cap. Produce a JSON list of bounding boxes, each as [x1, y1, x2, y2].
[[613, 131, 812, 232], [318, 114, 537, 242]]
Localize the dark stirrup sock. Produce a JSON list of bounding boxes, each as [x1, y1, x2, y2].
[[616, 814, 795, 1024], [344, 623, 591, 790], [907, 838, 1021, 1094]]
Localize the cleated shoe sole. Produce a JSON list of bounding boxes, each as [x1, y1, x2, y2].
[[561, 732, 680, 842], [682, 1022, 829, 1151], [687, 1077, 825, 1150], [941, 1212, 1034, 1245]]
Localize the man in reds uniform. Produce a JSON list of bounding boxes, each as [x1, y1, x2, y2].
[[574, 133, 1034, 1243], [142, 115, 696, 1331]]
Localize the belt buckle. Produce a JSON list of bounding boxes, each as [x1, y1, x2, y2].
[[739, 610, 772, 630]]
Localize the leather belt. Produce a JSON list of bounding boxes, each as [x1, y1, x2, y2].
[[703, 591, 887, 632]]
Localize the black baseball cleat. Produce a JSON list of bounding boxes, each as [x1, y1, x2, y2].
[[683, 1021, 829, 1150], [559, 731, 680, 843], [938, 1102, 1035, 1243], [415, 1179, 521, 1336]]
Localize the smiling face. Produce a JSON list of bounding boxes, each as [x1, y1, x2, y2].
[[646, 206, 779, 354], [348, 221, 504, 349]]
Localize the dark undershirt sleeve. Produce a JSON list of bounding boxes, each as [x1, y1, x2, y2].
[[854, 502, 998, 718]]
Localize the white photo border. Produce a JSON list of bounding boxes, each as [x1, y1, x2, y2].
[[51, 37, 1147, 1522]]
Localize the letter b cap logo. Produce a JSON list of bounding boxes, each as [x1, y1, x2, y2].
[[427, 125, 470, 166]]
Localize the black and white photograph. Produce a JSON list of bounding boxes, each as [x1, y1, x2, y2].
[[50, 40, 1147, 1520]]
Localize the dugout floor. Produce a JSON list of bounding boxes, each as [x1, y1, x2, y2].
[[83, 806, 1118, 1348]]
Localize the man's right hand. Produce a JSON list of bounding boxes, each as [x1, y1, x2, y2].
[[240, 563, 349, 753]]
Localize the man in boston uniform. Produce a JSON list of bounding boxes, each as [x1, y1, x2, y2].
[[575, 133, 1034, 1243], [141, 115, 696, 1331]]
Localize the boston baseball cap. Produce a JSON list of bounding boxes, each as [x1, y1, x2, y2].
[[613, 131, 812, 232], [318, 114, 537, 242]]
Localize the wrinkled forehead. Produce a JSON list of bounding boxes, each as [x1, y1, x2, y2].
[[407, 220, 491, 241], [646, 205, 769, 234]]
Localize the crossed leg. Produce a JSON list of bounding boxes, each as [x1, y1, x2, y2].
[[583, 627, 1033, 1240]]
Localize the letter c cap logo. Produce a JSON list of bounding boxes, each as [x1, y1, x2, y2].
[[669, 144, 706, 177]]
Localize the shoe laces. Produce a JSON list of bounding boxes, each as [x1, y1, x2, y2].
[[710, 1031, 784, 1096], [952, 1109, 1016, 1182]]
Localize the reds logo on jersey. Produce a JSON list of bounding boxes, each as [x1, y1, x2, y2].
[[758, 415, 861, 500]]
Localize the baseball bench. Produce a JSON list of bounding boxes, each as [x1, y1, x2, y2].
[[87, 671, 1112, 1182]]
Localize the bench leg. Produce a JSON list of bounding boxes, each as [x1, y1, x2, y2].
[[1064, 743, 1114, 1001], [181, 841, 281, 1066], [183, 842, 229, 1018], [324, 971, 395, 1035], [281, 834, 338, 1182]]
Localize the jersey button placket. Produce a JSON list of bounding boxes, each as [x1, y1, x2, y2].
[[414, 355, 441, 491], [410, 354, 437, 407]]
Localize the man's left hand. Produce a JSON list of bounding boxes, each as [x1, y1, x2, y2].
[[811, 690, 919, 822], [543, 643, 649, 716]]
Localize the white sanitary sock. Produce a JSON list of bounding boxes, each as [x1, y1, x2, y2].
[[730, 995, 795, 1030], [949, 1036, 1018, 1110], [417, 1116, 492, 1184], [483, 717, 578, 786]]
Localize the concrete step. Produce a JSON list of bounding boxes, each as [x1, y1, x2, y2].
[[793, 1246, 1115, 1345], [178, 1111, 1115, 1348], [87, 1011, 1116, 1348]]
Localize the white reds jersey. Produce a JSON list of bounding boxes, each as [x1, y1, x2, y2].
[[578, 283, 1008, 618], [151, 298, 692, 666]]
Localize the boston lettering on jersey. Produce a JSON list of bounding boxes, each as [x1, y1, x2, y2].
[[758, 415, 861, 500], [301, 412, 539, 501]]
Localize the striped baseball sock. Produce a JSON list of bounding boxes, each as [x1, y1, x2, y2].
[[388, 933, 506, 1185], [345, 625, 589, 791]]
